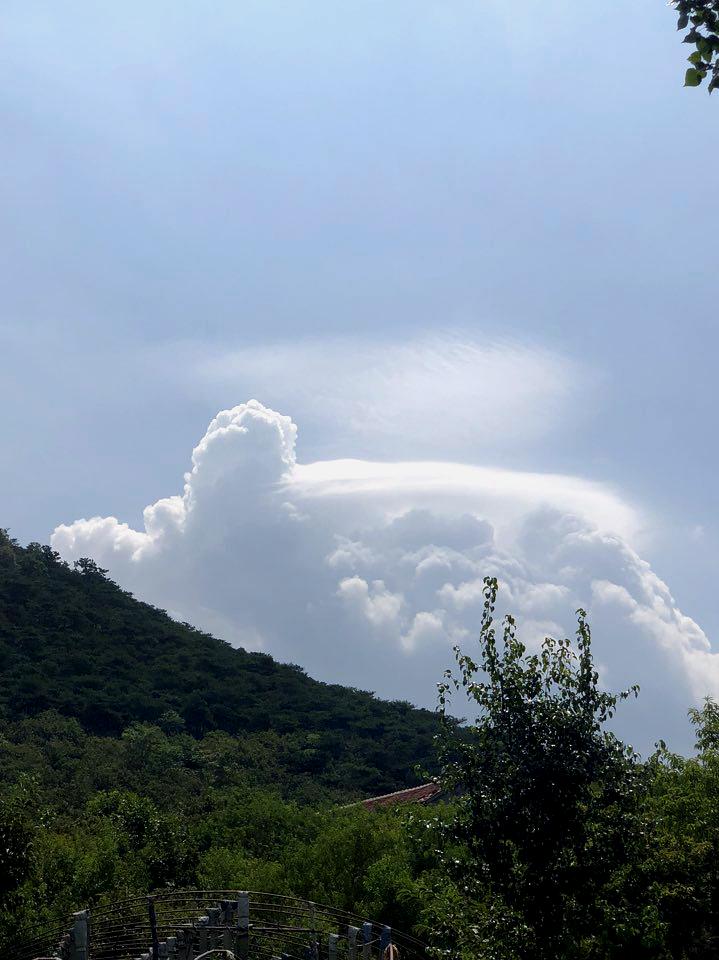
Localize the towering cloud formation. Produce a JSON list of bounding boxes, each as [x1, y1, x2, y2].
[[52, 400, 716, 752]]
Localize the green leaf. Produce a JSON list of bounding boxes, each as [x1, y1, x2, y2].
[[678, 12, 690, 29], [698, 37, 714, 61], [689, 50, 704, 64], [685, 67, 704, 86]]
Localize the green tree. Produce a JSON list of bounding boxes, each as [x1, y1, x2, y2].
[[642, 699, 719, 958], [671, 1, 719, 90], [0, 776, 41, 949], [0, 778, 37, 908], [428, 577, 650, 959]]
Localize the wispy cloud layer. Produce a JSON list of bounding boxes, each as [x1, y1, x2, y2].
[[181, 333, 586, 459], [52, 400, 714, 752]]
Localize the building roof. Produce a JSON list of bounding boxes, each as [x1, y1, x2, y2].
[[359, 781, 442, 811]]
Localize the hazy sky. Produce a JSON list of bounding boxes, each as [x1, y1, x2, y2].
[[2, 2, 717, 751]]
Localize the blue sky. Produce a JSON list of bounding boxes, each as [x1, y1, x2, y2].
[[2, 1, 717, 750]]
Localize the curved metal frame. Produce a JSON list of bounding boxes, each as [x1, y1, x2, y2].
[[15, 890, 428, 960]]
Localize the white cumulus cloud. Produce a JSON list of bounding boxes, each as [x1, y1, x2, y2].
[[52, 399, 715, 752]]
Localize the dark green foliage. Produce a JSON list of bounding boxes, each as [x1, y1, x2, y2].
[[671, 1, 719, 91], [0, 777, 37, 909], [641, 700, 719, 959], [0, 781, 438, 952], [427, 578, 649, 959], [0, 530, 438, 797]]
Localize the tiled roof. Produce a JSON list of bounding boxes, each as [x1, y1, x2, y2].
[[359, 782, 442, 811]]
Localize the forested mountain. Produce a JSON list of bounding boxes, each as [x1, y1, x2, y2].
[[0, 530, 440, 799], [0, 530, 448, 951]]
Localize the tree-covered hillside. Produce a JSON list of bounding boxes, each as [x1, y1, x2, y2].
[[0, 530, 446, 951], [0, 530, 439, 798]]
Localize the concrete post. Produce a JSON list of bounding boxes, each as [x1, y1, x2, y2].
[[362, 922, 373, 960], [71, 910, 89, 960]]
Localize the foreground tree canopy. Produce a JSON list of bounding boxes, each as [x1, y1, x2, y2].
[[672, 0, 719, 90], [429, 578, 645, 959]]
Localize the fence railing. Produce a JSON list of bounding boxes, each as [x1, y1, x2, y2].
[[14, 890, 429, 960]]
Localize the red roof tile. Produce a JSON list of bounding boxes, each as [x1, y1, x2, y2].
[[359, 782, 441, 811]]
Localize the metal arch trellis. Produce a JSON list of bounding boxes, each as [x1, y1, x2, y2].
[[13, 890, 429, 960]]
